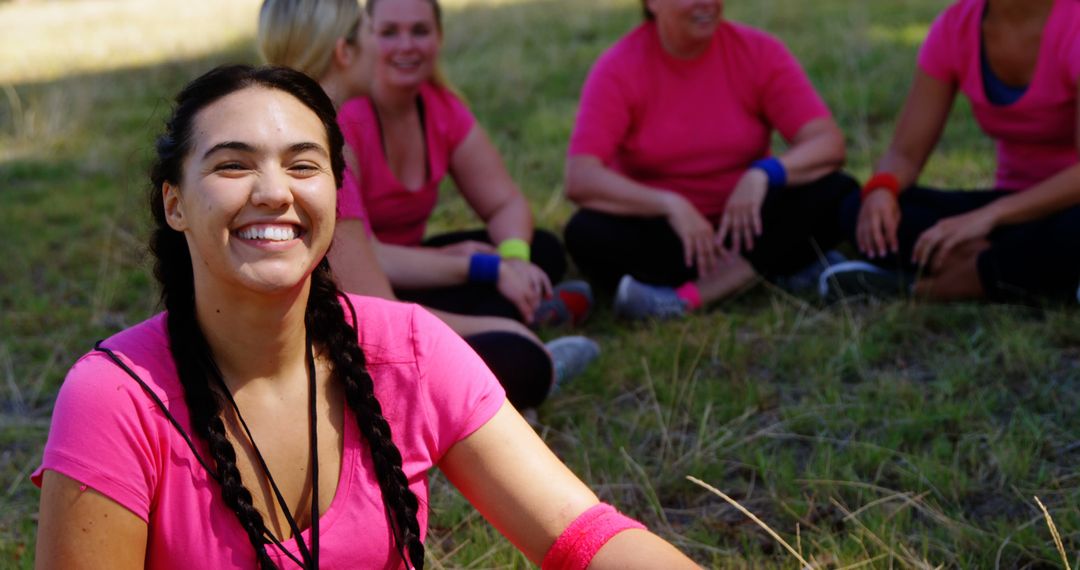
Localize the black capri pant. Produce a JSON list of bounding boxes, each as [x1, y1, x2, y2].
[[465, 332, 551, 409], [839, 186, 1080, 302], [395, 228, 567, 321], [564, 172, 859, 294]]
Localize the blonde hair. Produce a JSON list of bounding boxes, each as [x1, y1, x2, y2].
[[257, 0, 363, 80]]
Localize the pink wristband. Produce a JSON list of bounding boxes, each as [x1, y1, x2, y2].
[[541, 503, 647, 570], [675, 281, 703, 310]]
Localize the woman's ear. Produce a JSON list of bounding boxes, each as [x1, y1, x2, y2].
[[333, 37, 353, 70], [162, 182, 187, 232]]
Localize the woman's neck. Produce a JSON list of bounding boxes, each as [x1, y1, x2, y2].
[[371, 81, 419, 118], [986, 0, 1054, 22], [320, 75, 349, 110], [193, 280, 312, 392], [655, 23, 712, 60]]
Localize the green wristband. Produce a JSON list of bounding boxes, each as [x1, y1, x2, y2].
[[497, 238, 531, 261]]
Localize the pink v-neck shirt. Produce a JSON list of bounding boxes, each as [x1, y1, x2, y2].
[[919, 0, 1080, 191], [337, 83, 476, 246], [33, 296, 505, 569], [568, 20, 831, 217]]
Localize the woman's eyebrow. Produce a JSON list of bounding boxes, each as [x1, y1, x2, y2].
[[202, 141, 256, 160], [288, 142, 330, 158], [201, 141, 329, 160]]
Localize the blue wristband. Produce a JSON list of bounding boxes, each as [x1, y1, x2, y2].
[[751, 157, 787, 189], [468, 253, 501, 284]]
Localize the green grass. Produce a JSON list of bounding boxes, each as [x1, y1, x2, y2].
[[2, 0, 1079, 568]]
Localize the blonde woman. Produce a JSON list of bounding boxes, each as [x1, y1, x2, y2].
[[257, 0, 598, 409], [333, 0, 593, 328]]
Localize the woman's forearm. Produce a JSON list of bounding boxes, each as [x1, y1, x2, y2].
[[374, 242, 470, 289], [982, 163, 1080, 227], [776, 118, 846, 186], [483, 193, 535, 245], [871, 70, 958, 191], [873, 148, 926, 191], [587, 529, 702, 570], [565, 155, 675, 217]]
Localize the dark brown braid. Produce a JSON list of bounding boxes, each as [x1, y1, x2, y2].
[[149, 64, 423, 569], [307, 260, 426, 568]]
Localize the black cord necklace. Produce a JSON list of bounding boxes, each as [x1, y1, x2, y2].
[[96, 331, 322, 569], [209, 328, 322, 569]]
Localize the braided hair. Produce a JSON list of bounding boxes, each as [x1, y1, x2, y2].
[[149, 64, 425, 569]]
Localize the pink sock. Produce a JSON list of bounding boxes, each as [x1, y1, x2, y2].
[[674, 282, 702, 310]]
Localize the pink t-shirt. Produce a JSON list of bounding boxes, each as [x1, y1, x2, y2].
[[337, 83, 477, 246], [33, 296, 505, 570], [568, 20, 831, 217], [337, 158, 373, 236], [918, 0, 1080, 190]]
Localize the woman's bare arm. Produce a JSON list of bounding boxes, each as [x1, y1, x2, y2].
[[440, 402, 700, 568], [449, 125, 534, 245], [36, 470, 147, 570], [859, 70, 958, 257]]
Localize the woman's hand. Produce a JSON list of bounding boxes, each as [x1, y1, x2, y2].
[[912, 208, 997, 272], [504, 258, 553, 299], [857, 189, 902, 258], [438, 240, 497, 257], [663, 193, 722, 275], [497, 260, 543, 323], [716, 169, 768, 256]]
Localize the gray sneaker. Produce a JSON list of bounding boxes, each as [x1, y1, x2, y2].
[[774, 250, 847, 293], [613, 275, 688, 320], [546, 336, 601, 391], [818, 261, 913, 302]]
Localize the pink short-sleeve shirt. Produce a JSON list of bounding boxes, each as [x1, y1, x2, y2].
[[337, 159, 374, 236], [918, 0, 1080, 190], [337, 83, 477, 246], [33, 296, 506, 569], [569, 20, 831, 217]]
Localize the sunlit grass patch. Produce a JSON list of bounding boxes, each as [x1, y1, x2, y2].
[[0, 0, 261, 83]]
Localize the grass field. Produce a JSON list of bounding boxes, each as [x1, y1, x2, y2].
[[2, 0, 1079, 567]]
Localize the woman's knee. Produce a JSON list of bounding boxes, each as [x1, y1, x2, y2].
[[466, 332, 552, 409], [530, 228, 568, 282]]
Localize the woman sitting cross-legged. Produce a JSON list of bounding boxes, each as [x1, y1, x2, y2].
[[564, 0, 858, 320], [337, 0, 593, 328], [257, 0, 597, 409], [824, 0, 1080, 303], [32, 65, 700, 570]]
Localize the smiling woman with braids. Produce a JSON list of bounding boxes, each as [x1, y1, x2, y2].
[[31, 65, 698, 569]]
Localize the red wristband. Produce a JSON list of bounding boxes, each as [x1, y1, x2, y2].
[[861, 172, 901, 200]]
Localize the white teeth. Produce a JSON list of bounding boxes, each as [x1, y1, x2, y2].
[[238, 226, 299, 241]]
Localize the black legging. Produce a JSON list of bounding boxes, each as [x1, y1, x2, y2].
[[564, 172, 859, 294], [465, 332, 551, 409], [839, 185, 1080, 302], [395, 229, 567, 321]]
